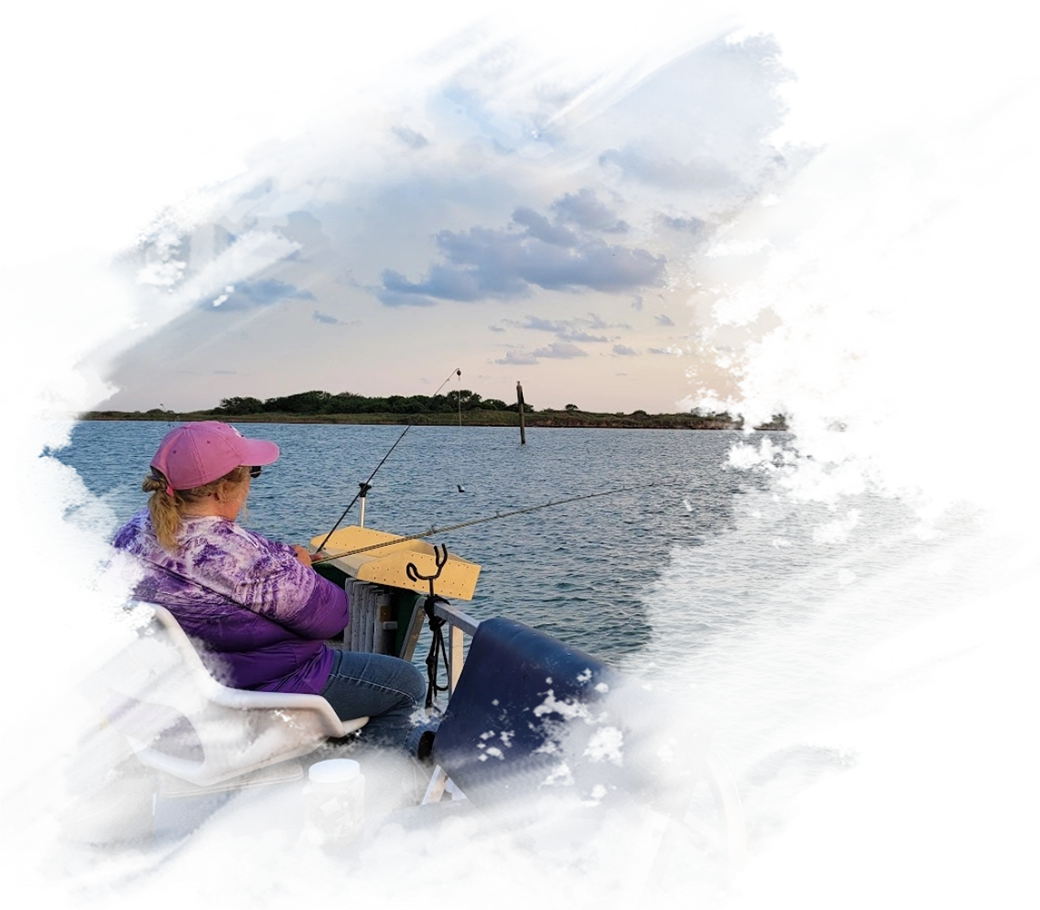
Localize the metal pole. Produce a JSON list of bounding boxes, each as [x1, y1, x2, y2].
[[516, 381, 526, 445], [357, 481, 371, 528]]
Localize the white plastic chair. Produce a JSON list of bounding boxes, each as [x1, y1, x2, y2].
[[103, 605, 367, 789]]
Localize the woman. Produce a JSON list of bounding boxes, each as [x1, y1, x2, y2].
[[112, 420, 430, 757]]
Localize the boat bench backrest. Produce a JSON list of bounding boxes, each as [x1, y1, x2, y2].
[[430, 615, 715, 910]]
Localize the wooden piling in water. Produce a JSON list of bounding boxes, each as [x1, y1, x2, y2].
[[516, 381, 526, 445]]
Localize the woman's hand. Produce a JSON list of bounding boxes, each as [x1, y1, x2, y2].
[[292, 545, 315, 566]]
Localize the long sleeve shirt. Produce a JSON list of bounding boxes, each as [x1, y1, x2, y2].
[[97, 511, 349, 761]]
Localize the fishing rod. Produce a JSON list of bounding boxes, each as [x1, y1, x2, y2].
[[314, 367, 462, 554], [312, 479, 682, 563]]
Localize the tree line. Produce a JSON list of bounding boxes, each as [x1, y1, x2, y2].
[[210, 389, 519, 416]]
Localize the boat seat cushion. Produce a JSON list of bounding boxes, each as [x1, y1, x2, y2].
[[430, 619, 715, 910]]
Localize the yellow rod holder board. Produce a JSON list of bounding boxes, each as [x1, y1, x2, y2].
[[311, 526, 481, 601]]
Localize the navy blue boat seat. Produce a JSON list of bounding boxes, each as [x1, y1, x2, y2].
[[211, 615, 715, 910]]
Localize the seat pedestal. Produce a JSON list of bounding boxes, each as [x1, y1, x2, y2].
[[146, 761, 303, 910]]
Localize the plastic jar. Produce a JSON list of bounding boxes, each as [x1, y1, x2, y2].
[[302, 758, 365, 849]]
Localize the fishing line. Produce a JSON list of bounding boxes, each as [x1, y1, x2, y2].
[[312, 479, 682, 563], [314, 366, 462, 553]]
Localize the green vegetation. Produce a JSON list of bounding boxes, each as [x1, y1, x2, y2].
[[81, 389, 788, 431]]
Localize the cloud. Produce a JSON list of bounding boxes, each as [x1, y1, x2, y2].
[[661, 205, 703, 235], [511, 208, 578, 246], [550, 188, 628, 233], [861, 295, 1040, 326], [17, 312, 114, 328], [377, 195, 666, 306], [648, 14, 786, 77], [807, 148, 898, 186], [504, 314, 612, 343], [848, 107, 931, 138], [631, 295, 643, 311], [494, 349, 540, 365], [311, 310, 359, 326], [228, 226, 303, 260], [382, 124, 430, 149], [124, 213, 182, 242], [211, 279, 315, 311], [599, 120, 761, 194], [769, 190, 798, 208], [397, 10, 565, 107], [654, 313, 675, 326], [757, 223, 811, 266], [532, 342, 587, 359], [613, 344, 638, 355], [132, 284, 168, 309]]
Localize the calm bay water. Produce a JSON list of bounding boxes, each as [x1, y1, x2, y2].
[[10, 422, 1040, 902]]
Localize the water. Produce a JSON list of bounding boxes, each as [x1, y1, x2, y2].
[[10, 422, 1040, 902]]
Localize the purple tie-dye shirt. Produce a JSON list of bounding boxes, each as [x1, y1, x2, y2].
[[112, 509, 350, 694]]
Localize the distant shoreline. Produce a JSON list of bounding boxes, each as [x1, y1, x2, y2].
[[79, 410, 788, 431]]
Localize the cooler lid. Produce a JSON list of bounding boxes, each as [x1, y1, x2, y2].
[[0, 707, 36, 757]]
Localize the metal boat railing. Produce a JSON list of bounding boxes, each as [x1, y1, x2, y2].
[[424, 599, 765, 910]]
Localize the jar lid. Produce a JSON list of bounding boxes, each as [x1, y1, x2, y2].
[[308, 759, 361, 783]]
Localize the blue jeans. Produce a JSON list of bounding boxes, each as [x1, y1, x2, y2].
[[319, 648, 428, 753]]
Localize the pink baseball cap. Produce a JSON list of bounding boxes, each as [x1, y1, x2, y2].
[[150, 422, 280, 493]]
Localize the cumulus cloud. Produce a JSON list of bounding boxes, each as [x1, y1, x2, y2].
[[613, 344, 638, 355], [807, 148, 898, 186], [648, 13, 786, 78], [494, 349, 540, 365], [550, 188, 628, 233], [311, 310, 358, 326], [761, 223, 807, 266], [395, 10, 565, 107], [502, 313, 619, 343], [661, 205, 703, 235], [228, 226, 303, 262], [654, 313, 675, 326], [382, 126, 430, 150], [132, 284, 168, 309], [376, 193, 665, 306], [17, 312, 114, 328], [532, 342, 587, 359], [603, 120, 757, 194], [211, 279, 315, 311], [848, 107, 931, 138], [769, 190, 798, 208], [125, 213, 180, 242]]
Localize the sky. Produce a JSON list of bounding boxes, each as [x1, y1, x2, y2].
[[2, 0, 1040, 424]]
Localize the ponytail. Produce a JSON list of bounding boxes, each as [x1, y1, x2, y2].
[[144, 466, 250, 550]]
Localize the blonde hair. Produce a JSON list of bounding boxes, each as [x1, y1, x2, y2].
[[143, 465, 250, 550]]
